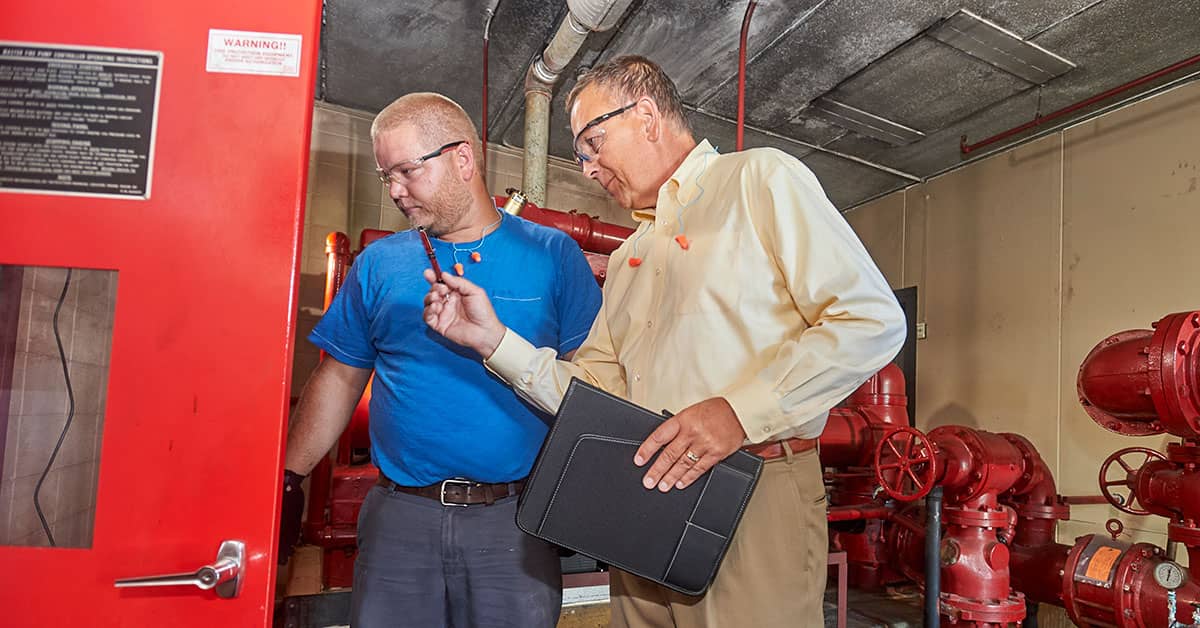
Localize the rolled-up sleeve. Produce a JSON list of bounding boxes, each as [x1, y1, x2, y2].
[[722, 157, 906, 442]]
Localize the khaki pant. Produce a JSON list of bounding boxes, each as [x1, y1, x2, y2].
[[611, 445, 827, 628]]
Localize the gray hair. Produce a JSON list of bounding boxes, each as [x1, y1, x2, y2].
[[567, 55, 691, 133]]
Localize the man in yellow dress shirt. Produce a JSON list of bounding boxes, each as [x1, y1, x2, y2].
[[421, 55, 905, 627]]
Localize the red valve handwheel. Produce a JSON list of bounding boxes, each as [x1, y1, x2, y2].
[[1098, 447, 1166, 515], [874, 426, 940, 502]]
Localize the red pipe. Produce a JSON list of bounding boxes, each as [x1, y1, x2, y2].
[[495, 195, 634, 255], [304, 232, 352, 543], [1009, 541, 1070, 606], [322, 232, 351, 311], [961, 53, 1200, 155], [820, 363, 908, 467], [828, 504, 892, 522], [736, 0, 757, 151], [1060, 495, 1110, 505], [893, 513, 1200, 626]]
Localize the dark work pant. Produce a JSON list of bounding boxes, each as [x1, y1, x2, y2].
[[350, 484, 562, 628]]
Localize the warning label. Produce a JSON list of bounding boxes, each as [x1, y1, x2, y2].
[[0, 41, 161, 199], [206, 29, 302, 77]]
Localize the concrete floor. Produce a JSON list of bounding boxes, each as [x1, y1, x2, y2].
[[554, 586, 929, 628], [280, 581, 1072, 627], [558, 586, 1078, 627], [825, 587, 924, 628]]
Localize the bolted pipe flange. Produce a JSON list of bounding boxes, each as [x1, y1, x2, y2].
[[1016, 502, 1071, 520], [1167, 522, 1200, 547], [943, 506, 1012, 529], [940, 591, 1027, 624], [1166, 441, 1200, 465], [1078, 328, 1167, 436], [929, 426, 1024, 505], [1149, 311, 1200, 438]]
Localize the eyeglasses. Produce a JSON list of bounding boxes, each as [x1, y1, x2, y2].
[[573, 103, 636, 165], [376, 141, 466, 185]]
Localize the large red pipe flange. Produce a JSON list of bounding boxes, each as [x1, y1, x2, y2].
[[939, 591, 1026, 627], [1150, 311, 1200, 437], [1078, 311, 1200, 438]]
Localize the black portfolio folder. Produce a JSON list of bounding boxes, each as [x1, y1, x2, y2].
[[517, 379, 763, 596]]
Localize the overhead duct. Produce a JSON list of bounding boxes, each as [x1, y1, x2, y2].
[[522, 0, 634, 205]]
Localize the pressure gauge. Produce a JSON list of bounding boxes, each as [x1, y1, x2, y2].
[[1154, 561, 1186, 591]]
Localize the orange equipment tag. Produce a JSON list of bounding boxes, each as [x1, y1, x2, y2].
[[1085, 546, 1122, 582]]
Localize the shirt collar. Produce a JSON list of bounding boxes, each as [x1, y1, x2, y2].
[[631, 139, 717, 224]]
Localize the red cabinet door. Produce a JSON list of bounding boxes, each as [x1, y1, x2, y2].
[[0, 0, 320, 624]]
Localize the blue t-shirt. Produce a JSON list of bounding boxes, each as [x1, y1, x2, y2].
[[310, 213, 602, 486]]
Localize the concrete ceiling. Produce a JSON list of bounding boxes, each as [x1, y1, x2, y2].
[[319, 0, 1200, 210]]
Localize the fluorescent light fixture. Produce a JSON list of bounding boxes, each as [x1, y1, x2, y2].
[[929, 9, 1075, 84], [803, 98, 926, 146]]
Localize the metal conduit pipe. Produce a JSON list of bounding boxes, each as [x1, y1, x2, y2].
[[523, 79, 554, 205], [521, 0, 635, 205], [481, 0, 500, 173], [925, 487, 943, 628]]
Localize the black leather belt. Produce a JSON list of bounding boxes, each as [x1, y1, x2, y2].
[[377, 475, 526, 506]]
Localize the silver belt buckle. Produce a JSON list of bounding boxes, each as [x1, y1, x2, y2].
[[440, 478, 473, 507]]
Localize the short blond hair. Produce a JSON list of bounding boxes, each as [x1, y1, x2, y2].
[[371, 92, 485, 171]]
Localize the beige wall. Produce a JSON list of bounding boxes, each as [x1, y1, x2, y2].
[[292, 102, 633, 396], [2, 266, 112, 548], [844, 78, 1200, 552]]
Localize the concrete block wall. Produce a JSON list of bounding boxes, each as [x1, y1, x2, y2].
[[1, 267, 113, 548]]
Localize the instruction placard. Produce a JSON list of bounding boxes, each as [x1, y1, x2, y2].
[[206, 29, 302, 77], [0, 41, 162, 199]]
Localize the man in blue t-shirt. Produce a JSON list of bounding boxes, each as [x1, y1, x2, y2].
[[278, 92, 602, 628]]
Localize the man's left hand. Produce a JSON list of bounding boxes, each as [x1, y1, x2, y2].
[[634, 397, 748, 492]]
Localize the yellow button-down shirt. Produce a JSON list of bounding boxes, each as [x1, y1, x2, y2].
[[487, 139, 905, 443]]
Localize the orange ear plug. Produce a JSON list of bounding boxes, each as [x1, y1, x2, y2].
[[470, 252, 482, 263], [674, 234, 690, 250], [454, 263, 465, 276], [628, 257, 643, 267]]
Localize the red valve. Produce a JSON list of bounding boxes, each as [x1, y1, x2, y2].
[[1098, 447, 1166, 515], [873, 426, 940, 502]]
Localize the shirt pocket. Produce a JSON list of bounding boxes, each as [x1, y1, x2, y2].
[[668, 231, 743, 315], [492, 291, 554, 348]]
